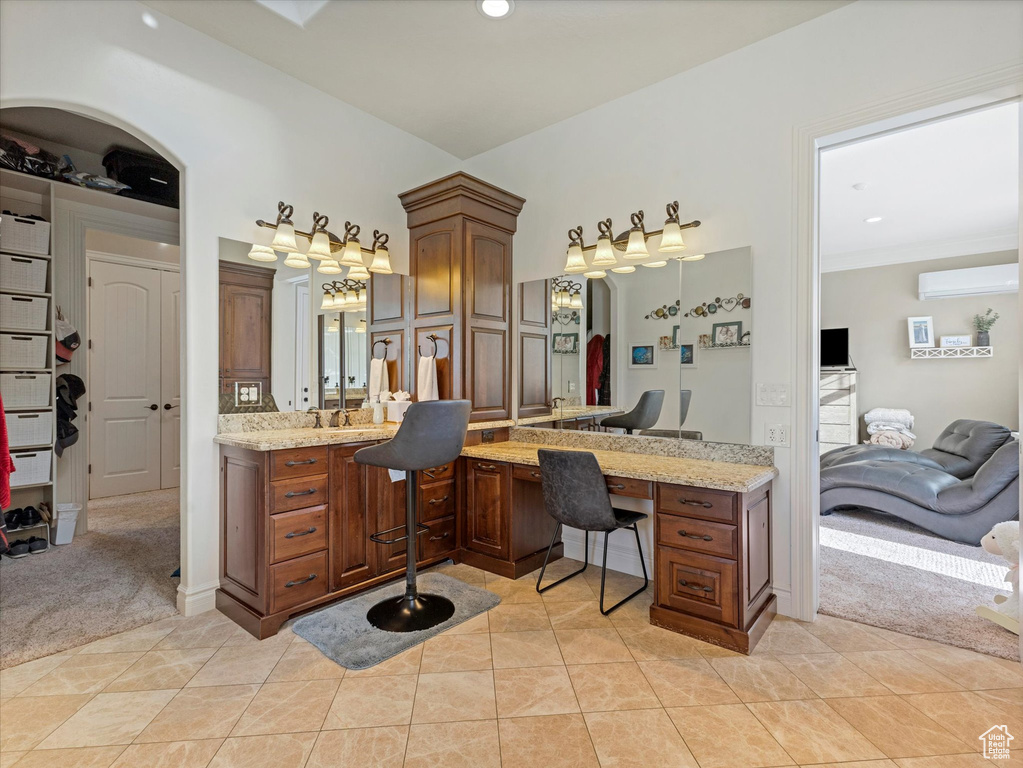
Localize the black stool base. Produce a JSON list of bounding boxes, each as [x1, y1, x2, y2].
[[367, 593, 455, 633]]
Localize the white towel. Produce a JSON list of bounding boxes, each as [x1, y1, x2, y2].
[[369, 357, 389, 402], [863, 408, 914, 429], [417, 355, 439, 402]]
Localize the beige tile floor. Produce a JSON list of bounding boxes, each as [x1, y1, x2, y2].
[[1, 559, 1022, 767]]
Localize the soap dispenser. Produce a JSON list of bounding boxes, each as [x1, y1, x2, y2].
[[372, 399, 384, 424]]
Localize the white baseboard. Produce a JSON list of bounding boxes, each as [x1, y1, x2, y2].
[[177, 580, 219, 616], [561, 529, 652, 580], [774, 587, 793, 618]]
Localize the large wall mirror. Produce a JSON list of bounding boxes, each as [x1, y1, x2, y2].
[[530, 246, 753, 445]]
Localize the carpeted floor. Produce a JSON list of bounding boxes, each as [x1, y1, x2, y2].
[[0, 488, 180, 669], [820, 508, 1019, 660]]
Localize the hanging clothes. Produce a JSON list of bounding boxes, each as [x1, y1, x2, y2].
[[586, 334, 604, 406], [599, 334, 612, 406]]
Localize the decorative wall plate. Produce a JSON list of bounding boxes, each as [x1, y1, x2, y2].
[[644, 300, 681, 320], [685, 293, 750, 318]]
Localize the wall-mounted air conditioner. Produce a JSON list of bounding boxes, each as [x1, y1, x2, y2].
[[918, 263, 1019, 301]]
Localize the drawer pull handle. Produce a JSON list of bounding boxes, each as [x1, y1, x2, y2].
[[530, 471, 541, 478], [679, 498, 713, 508], [285, 458, 318, 467], [428, 496, 450, 505], [429, 532, 451, 541], [477, 464, 497, 471], [285, 527, 317, 539], [678, 579, 713, 593], [285, 574, 317, 588], [678, 530, 713, 542], [607, 483, 626, 490], [285, 488, 316, 498]]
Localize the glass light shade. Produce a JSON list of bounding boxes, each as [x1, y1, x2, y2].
[[369, 245, 393, 274], [320, 290, 335, 310], [681, 253, 706, 261], [355, 323, 366, 333], [641, 260, 668, 268], [326, 322, 339, 333], [283, 252, 310, 269], [583, 269, 607, 279], [610, 265, 636, 273], [569, 292, 583, 309], [657, 220, 687, 253], [559, 289, 571, 306], [563, 243, 587, 273], [623, 228, 650, 259], [247, 244, 278, 262], [590, 236, 617, 267], [344, 291, 359, 308], [339, 237, 364, 267], [317, 259, 342, 275], [347, 264, 371, 281], [306, 230, 333, 261], [270, 221, 300, 253]]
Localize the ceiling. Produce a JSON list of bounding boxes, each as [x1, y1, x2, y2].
[[142, 0, 848, 159], [820, 103, 1020, 272]]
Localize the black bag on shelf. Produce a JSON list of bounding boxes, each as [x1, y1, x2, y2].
[[103, 147, 179, 208]]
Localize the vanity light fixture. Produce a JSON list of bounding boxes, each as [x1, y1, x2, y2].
[[560, 202, 700, 274], [339, 223, 364, 267], [680, 253, 706, 262], [269, 203, 300, 253], [551, 277, 582, 311], [283, 251, 311, 269], [356, 319, 367, 333], [347, 264, 371, 281], [322, 279, 367, 312], [306, 214, 333, 261], [247, 244, 278, 262], [317, 259, 343, 275], [583, 269, 607, 279], [641, 260, 668, 268], [369, 231, 393, 274]]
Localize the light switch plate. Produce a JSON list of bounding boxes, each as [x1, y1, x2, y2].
[[757, 383, 790, 407], [766, 423, 790, 447]]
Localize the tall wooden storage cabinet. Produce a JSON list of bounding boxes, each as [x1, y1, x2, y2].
[[219, 261, 274, 396], [398, 173, 525, 422]]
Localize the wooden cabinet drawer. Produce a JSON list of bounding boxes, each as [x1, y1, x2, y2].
[[421, 461, 455, 482], [270, 506, 327, 564], [420, 479, 456, 523], [512, 464, 544, 483], [657, 546, 737, 626], [605, 475, 653, 500], [270, 446, 328, 480], [657, 513, 737, 559], [271, 551, 328, 612], [271, 474, 328, 514], [419, 515, 456, 560], [657, 484, 737, 524]]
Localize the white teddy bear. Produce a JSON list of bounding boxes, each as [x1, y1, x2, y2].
[[980, 521, 1020, 622]]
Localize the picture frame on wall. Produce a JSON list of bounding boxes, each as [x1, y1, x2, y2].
[[552, 332, 579, 355], [907, 316, 935, 348], [628, 343, 657, 369], [659, 325, 680, 351], [679, 341, 697, 367], [939, 334, 971, 348], [711, 320, 742, 346]]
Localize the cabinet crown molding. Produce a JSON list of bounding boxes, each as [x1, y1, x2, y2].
[[399, 172, 525, 232]]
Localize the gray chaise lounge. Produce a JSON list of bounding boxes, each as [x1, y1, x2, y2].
[[821, 419, 1012, 479], [820, 441, 1019, 545]]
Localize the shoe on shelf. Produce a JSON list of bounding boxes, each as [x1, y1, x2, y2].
[[20, 507, 42, 527], [6, 540, 30, 558], [27, 537, 48, 554], [3, 510, 23, 531]]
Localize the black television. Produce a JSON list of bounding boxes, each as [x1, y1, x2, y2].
[[821, 328, 849, 368]]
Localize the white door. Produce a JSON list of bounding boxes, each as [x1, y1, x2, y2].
[[295, 283, 311, 410], [160, 271, 181, 489], [89, 261, 163, 498]]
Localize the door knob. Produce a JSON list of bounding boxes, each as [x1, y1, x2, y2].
[[163, 403, 178, 410], [147, 404, 159, 411]]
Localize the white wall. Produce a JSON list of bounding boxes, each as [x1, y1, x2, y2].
[[0, 0, 458, 613], [464, 0, 1023, 612]]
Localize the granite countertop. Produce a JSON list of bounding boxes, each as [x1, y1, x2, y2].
[[215, 419, 515, 451], [516, 405, 623, 426], [461, 442, 777, 493]]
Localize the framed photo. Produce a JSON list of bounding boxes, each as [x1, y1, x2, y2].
[[711, 320, 742, 346], [659, 325, 680, 350], [628, 343, 657, 368], [940, 334, 972, 348], [552, 332, 579, 355], [907, 316, 934, 348], [678, 340, 697, 367]]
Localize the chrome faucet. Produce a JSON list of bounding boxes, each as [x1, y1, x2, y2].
[[308, 407, 322, 429], [330, 409, 350, 428]]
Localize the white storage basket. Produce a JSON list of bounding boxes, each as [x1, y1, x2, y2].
[[0, 215, 50, 256], [10, 449, 51, 487], [0, 333, 48, 369], [0, 254, 48, 293], [0, 372, 51, 407], [0, 294, 48, 330], [6, 411, 53, 448]]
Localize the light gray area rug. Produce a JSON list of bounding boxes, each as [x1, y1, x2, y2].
[[0, 488, 180, 669], [820, 508, 1019, 660], [293, 572, 500, 669]]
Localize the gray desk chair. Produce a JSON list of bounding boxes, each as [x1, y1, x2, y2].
[[534, 449, 649, 615], [355, 400, 471, 632], [600, 390, 664, 434]]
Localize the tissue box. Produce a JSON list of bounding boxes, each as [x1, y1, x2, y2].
[[387, 400, 413, 423]]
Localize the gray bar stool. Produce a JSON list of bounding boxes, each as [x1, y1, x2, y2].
[[599, 390, 665, 434], [534, 449, 649, 615], [355, 400, 471, 632]]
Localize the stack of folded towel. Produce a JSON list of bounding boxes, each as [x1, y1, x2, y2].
[[863, 408, 916, 449]]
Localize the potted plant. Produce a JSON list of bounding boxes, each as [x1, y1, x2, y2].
[[973, 308, 999, 347]]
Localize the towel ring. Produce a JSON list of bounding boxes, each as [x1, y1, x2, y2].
[[418, 333, 447, 357], [372, 338, 391, 360]]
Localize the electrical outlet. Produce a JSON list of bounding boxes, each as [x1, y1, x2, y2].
[[568, 380, 577, 393], [756, 383, 790, 407], [766, 424, 790, 447]]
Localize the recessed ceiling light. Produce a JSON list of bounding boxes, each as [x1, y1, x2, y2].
[[852, 182, 868, 191], [141, 11, 159, 29], [478, 0, 514, 19], [864, 216, 883, 223]]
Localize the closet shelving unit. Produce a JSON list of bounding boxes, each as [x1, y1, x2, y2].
[[1, 169, 57, 541]]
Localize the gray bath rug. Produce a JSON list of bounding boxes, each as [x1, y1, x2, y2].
[[292, 572, 500, 669]]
